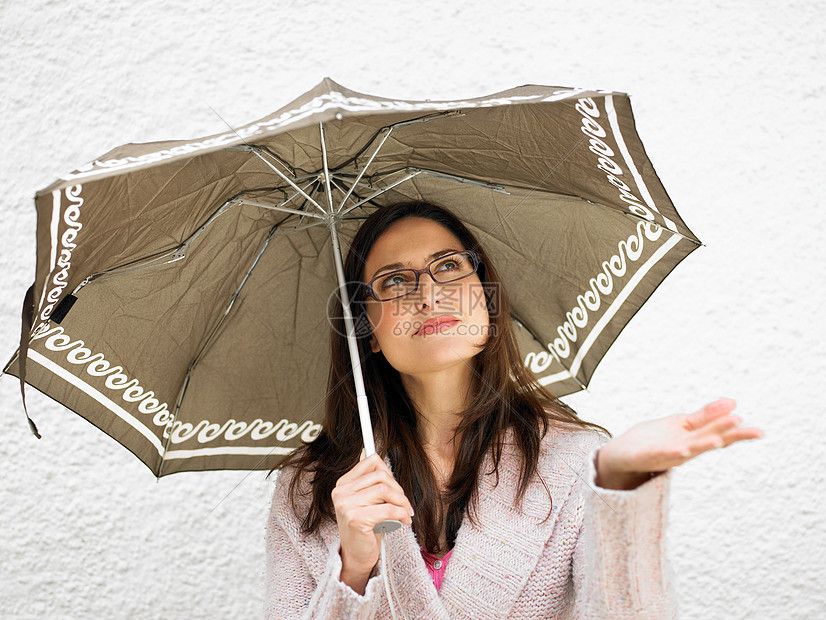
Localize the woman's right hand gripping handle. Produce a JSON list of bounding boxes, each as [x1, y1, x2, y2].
[[332, 451, 414, 595]]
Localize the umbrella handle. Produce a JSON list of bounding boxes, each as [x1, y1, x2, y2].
[[373, 520, 402, 534]]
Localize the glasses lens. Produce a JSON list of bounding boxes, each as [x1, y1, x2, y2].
[[431, 251, 476, 283], [374, 270, 417, 301], [370, 251, 478, 301]]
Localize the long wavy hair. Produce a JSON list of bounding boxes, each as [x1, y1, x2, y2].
[[273, 201, 610, 555]]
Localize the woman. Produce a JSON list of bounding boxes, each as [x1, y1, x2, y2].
[[265, 201, 763, 619]]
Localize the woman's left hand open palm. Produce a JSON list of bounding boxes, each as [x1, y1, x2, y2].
[[598, 398, 765, 480]]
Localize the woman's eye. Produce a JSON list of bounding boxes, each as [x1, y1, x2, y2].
[[380, 273, 409, 288], [436, 258, 461, 271]]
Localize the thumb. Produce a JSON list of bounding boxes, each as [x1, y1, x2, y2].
[[359, 448, 367, 462]]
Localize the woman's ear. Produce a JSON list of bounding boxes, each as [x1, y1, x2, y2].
[[370, 334, 381, 353]]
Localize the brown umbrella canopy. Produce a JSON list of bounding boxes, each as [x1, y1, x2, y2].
[[4, 78, 700, 476]]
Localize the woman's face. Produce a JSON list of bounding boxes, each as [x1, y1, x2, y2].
[[362, 217, 490, 376]]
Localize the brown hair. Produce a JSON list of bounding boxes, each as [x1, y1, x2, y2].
[[272, 201, 610, 555]]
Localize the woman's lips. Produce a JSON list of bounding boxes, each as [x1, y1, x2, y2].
[[414, 316, 460, 336]]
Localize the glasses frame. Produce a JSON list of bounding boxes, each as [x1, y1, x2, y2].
[[363, 249, 481, 302]]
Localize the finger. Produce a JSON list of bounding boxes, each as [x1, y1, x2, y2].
[[359, 448, 367, 462], [693, 413, 764, 445], [720, 426, 765, 446], [336, 471, 405, 505], [684, 398, 737, 431], [693, 413, 743, 439], [333, 463, 414, 516], [677, 424, 764, 459], [337, 453, 388, 485], [349, 504, 414, 532], [347, 469, 405, 496], [338, 478, 413, 514]]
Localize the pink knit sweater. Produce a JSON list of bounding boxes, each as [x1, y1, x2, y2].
[[265, 425, 677, 619]]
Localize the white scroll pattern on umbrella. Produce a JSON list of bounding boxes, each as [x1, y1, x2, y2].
[[525, 95, 682, 386], [38, 185, 83, 322], [28, 324, 322, 451], [60, 88, 590, 181], [576, 97, 656, 222], [525, 219, 664, 377], [577, 96, 678, 233]]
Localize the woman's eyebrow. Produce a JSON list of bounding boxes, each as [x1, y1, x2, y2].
[[370, 248, 460, 279]]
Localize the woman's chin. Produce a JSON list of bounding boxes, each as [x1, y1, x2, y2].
[[400, 340, 482, 368]]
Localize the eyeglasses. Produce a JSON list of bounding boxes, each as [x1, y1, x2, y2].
[[364, 250, 481, 302]]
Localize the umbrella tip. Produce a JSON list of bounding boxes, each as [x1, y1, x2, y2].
[[28, 416, 41, 439]]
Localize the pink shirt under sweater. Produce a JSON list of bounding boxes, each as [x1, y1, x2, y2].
[[420, 547, 454, 591]]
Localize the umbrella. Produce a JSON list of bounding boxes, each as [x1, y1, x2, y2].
[[4, 78, 700, 477]]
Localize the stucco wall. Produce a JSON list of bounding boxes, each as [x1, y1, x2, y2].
[[1, 1, 823, 618]]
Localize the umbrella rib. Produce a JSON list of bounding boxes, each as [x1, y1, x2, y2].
[[195, 217, 327, 372], [410, 168, 512, 193], [319, 123, 336, 215], [237, 199, 324, 219], [194, 226, 282, 368], [158, 219, 310, 474], [328, 110, 464, 174], [338, 170, 423, 216], [70, 197, 238, 292], [335, 127, 394, 213], [349, 166, 576, 200], [251, 145, 298, 177], [328, 177, 351, 199], [71, 248, 184, 293], [243, 146, 326, 216], [236, 179, 322, 218], [328, 177, 378, 220], [71, 187, 326, 292], [340, 166, 562, 200], [338, 167, 699, 245]]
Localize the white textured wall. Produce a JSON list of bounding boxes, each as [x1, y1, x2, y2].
[[1, 1, 824, 618]]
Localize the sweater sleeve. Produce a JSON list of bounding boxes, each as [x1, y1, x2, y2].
[[569, 441, 679, 619], [265, 471, 385, 620]]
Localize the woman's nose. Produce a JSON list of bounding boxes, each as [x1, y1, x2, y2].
[[413, 272, 440, 306]]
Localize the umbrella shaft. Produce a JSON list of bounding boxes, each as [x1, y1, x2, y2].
[[327, 217, 377, 457]]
